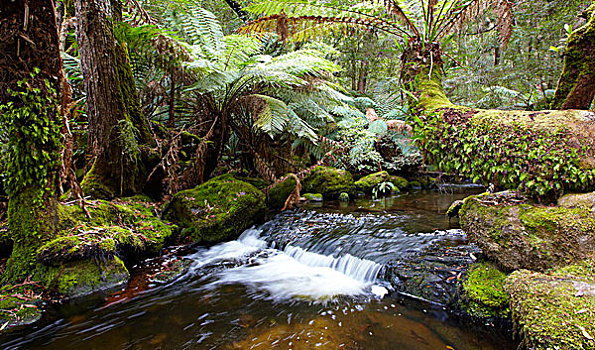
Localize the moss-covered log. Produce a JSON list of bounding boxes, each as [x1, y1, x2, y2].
[[75, 0, 154, 199], [0, 0, 64, 283], [405, 37, 595, 199], [551, 4, 595, 110]]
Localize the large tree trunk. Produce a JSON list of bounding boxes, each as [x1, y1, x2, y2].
[[403, 38, 595, 200], [74, 0, 153, 199], [0, 0, 62, 282], [551, 4, 595, 110]]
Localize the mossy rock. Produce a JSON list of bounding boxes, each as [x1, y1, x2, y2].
[[40, 256, 129, 298], [267, 176, 297, 209], [37, 198, 178, 265], [355, 171, 390, 193], [505, 258, 595, 350], [459, 192, 595, 271], [303, 193, 323, 202], [163, 174, 265, 243], [389, 175, 409, 190], [302, 167, 354, 199], [409, 180, 422, 189], [460, 261, 510, 319]]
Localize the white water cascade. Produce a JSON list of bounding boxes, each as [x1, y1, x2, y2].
[[192, 229, 387, 302]]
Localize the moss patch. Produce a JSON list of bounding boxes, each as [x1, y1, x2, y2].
[[459, 192, 595, 271], [505, 259, 595, 350], [162, 174, 265, 243], [302, 167, 354, 199], [389, 176, 409, 190], [0, 285, 44, 329], [461, 262, 510, 319]]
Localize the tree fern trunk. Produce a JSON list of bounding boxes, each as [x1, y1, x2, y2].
[[74, 0, 152, 198], [0, 0, 62, 282]]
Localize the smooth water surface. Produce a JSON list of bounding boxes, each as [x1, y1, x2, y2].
[[1, 186, 517, 350]]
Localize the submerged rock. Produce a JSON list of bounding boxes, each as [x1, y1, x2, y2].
[[459, 191, 595, 271], [505, 258, 595, 350], [302, 166, 354, 199], [163, 174, 265, 243]]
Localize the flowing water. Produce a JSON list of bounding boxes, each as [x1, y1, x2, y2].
[[0, 186, 518, 350]]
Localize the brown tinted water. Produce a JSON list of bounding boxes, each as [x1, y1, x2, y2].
[[0, 186, 518, 350]]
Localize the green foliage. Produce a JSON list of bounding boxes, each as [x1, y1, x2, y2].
[[418, 109, 595, 199], [372, 181, 396, 200], [0, 72, 62, 199]]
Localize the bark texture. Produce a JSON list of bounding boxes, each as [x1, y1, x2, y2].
[[74, 0, 152, 198], [551, 4, 595, 110], [0, 0, 62, 282]]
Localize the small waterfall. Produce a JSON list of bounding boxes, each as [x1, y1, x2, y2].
[[283, 245, 382, 283]]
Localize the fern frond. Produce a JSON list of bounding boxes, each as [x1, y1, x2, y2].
[[250, 94, 290, 136]]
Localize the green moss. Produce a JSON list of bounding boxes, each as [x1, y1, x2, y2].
[[162, 174, 265, 243], [81, 162, 117, 199], [303, 193, 323, 202], [268, 176, 297, 209], [41, 256, 129, 297], [389, 176, 409, 190], [505, 260, 595, 350], [302, 167, 354, 199], [355, 171, 390, 193], [461, 262, 510, 318]]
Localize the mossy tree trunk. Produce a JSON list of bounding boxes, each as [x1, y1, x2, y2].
[[551, 5, 595, 110], [0, 0, 63, 282], [74, 0, 153, 199], [404, 36, 595, 199]]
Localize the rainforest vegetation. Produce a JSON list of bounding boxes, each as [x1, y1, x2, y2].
[[0, 0, 594, 349]]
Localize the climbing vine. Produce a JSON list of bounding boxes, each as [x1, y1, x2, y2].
[[0, 70, 63, 200]]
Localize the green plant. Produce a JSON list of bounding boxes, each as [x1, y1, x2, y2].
[[339, 192, 350, 202], [372, 181, 396, 199], [0, 71, 62, 200]]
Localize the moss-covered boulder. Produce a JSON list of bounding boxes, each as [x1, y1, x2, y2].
[[389, 175, 409, 190], [41, 256, 129, 298], [303, 193, 323, 202], [460, 262, 510, 319], [267, 176, 297, 209], [163, 174, 265, 243], [355, 171, 390, 193], [37, 198, 178, 265], [558, 191, 595, 209], [505, 258, 595, 350], [302, 167, 354, 199], [459, 191, 595, 271]]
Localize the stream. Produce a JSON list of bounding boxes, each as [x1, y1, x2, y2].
[[0, 186, 518, 349]]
